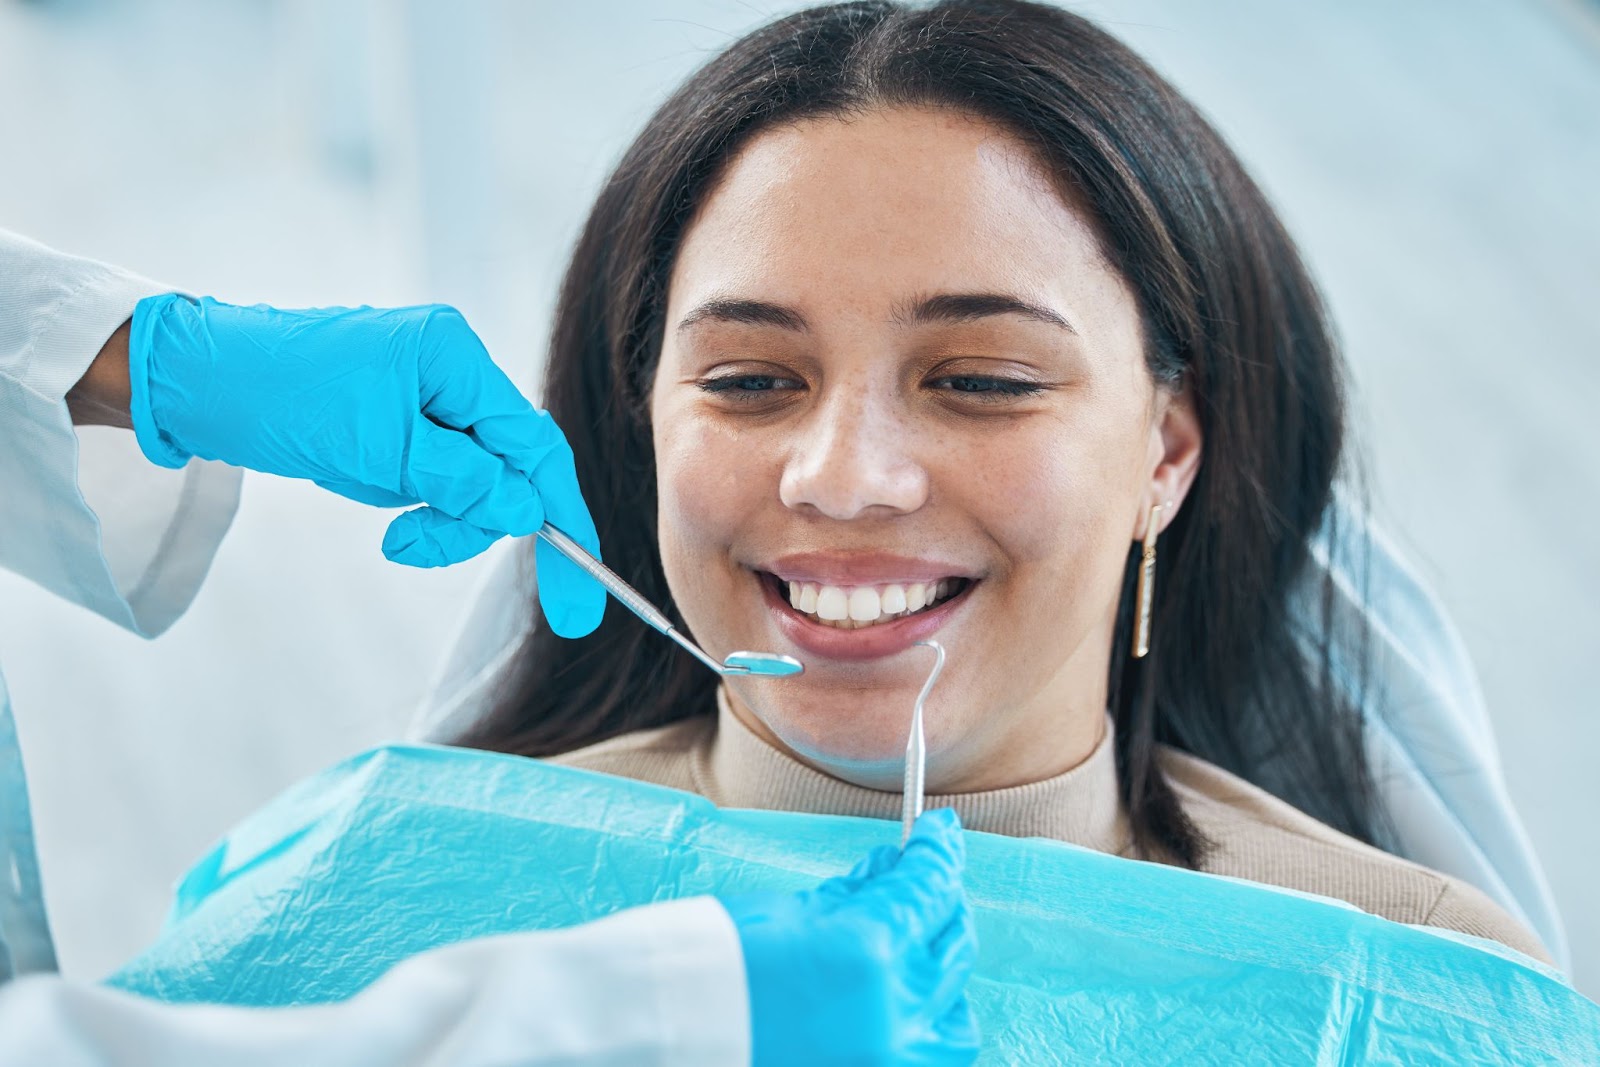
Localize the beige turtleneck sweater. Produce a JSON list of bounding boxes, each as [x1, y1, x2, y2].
[[548, 690, 1551, 964]]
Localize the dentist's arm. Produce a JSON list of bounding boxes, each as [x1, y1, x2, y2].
[[6, 228, 604, 640], [63, 284, 605, 635], [0, 229, 233, 638], [64, 320, 132, 430], [0, 898, 749, 1067]]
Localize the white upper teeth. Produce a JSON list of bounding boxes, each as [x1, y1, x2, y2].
[[816, 586, 849, 621], [907, 582, 927, 612], [783, 579, 959, 626], [847, 587, 880, 622]]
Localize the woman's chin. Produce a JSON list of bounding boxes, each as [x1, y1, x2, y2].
[[763, 710, 924, 786]]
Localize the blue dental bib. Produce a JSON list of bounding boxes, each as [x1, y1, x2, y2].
[[110, 745, 1598, 1064]]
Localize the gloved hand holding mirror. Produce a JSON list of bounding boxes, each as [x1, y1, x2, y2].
[[126, 294, 605, 636]]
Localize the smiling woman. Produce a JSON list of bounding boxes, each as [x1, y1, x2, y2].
[[457, 0, 1548, 959], [647, 105, 1182, 794]]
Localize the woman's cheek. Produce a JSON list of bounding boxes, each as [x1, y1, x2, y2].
[[963, 432, 1088, 559], [964, 425, 1135, 617], [654, 417, 771, 623], [653, 422, 714, 607], [660, 422, 764, 549]]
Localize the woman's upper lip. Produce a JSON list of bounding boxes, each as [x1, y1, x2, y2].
[[759, 551, 979, 585]]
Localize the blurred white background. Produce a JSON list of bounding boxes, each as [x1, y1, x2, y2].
[[1, 0, 1595, 997]]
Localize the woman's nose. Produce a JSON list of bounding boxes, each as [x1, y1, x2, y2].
[[778, 395, 930, 519]]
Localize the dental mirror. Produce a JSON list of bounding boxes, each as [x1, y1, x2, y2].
[[723, 651, 805, 676], [536, 522, 805, 679]]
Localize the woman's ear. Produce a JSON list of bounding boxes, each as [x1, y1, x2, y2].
[[1139, 386, 1202, 537]]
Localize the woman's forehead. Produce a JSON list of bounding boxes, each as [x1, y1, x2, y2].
[[662, 108, 1131, 352], [667, 107, 1120, 324]]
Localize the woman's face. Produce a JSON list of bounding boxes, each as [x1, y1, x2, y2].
[[650, 107, 1200, 791]]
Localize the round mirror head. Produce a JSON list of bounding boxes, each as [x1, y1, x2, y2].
[[724, 651, 804, 677]]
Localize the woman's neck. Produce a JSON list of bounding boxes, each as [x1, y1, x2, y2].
[[705, 687, 1131, 852]]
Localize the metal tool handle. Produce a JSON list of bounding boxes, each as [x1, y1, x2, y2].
[[900, 711, 925, 847], [537, 521, 735, 675], [901, 640, 945, 847], [537, 522, 675, 633]]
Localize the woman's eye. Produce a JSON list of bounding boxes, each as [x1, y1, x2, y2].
[[931, 375, 1046, 399], [696, 373, 802, 399]]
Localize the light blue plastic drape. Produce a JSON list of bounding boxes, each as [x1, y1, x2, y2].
[[110, 746, 1598, 1064]]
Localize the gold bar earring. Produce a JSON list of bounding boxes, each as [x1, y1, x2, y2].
[[1132, 503, 1163, 659]]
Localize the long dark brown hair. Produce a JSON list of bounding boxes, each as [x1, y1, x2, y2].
[[457, 0, 1377, 866]]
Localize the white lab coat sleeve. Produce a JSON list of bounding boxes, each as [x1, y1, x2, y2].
[[0, 229, 240, 638], [0, 895, 750, 1067]]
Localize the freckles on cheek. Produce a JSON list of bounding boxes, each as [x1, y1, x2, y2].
[[655, 420, 758, 558], [969, 438, 1102, 568], [961, 418, 1145, 630]]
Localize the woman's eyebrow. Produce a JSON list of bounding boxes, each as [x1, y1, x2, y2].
[[677, 299, 809, 333], [895, 293, 1079, 334], [674, 292, 1078, 334]]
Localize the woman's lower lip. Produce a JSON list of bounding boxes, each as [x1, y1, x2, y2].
[[759, 575, 973, 662]]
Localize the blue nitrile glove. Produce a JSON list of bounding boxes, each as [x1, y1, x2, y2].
[[126, 294, 604, 637], [720, 808, 981, 1067]]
